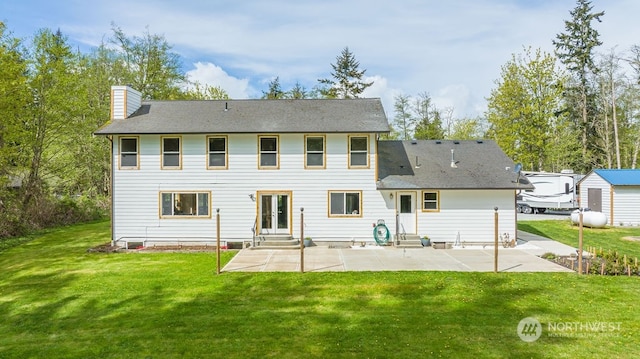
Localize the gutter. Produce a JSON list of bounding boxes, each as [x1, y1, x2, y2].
[[108, 135, 115, 246]]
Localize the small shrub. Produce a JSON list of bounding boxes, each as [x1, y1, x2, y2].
[[541, 252, 557, 260]]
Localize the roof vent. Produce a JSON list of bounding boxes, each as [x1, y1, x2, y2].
[[450, 149, 459, 168]]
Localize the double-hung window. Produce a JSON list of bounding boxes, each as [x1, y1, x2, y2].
[[422, 191, 439, 211], [348, 135, 369, 168], [259, 136, 279, 169], [329, 191, 362, 217], [162, 136, 181, 169], [119, 137, 139, 169], [160, 192, 210, 217], [305, 135, 325, 168], [207, 136, 227, 169]]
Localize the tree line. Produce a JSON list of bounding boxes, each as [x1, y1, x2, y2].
[[392, 0, 639, 174], [0, 23, 230, 238], [1, 0, 637, 239], [0, 22, 372, 238]]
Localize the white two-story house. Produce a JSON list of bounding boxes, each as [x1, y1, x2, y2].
[[95, 86, 529, 248]]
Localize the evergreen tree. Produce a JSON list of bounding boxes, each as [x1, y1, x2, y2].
[[287, 81, 308, 99], [262, 76, 285, 99], [318, 47, 373, 99], [413, 93, 445, 140], [392, 94, 414, 140], [553, 0, 604, 170]]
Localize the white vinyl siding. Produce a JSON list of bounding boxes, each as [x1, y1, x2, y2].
[[578, 174, 612, 225], [579, 173, 640, 226], [611, 186, 640, 226], [110, 133, 517, 245], [416, 190, 516, 244]]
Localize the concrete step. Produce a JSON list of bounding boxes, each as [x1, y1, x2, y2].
[[252, 245, 301, 250], [253, 235, 300, 249], [396, 239, 424, 248]]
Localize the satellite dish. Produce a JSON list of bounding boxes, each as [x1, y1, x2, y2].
[[514, 163, 522, 174], [512, 163, 523, 184]]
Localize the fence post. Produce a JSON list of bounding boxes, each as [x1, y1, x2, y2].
[[216, 208, 221, 275], [578, 210, 583, 275], [300, 207, 304, 273], [494, 207, 498, 273]]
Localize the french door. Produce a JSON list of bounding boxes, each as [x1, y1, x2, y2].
[[259, 192, 291, 235]]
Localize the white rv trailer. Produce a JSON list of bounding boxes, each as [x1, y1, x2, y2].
[[517, 170, 582, 214]]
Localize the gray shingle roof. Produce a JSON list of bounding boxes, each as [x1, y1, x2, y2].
[[377, 140, 533, 190], [95, 98, 389, 135]]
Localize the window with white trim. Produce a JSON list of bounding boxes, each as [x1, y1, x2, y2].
[[162, 136, 181, 169], [329, 191, 362, 216], [305, 135, 325, 168], [259, 136, 278, 168], [119, 137, 138, 168], [207, 136, 227, 169], [422, 191, 439, 211], [348, 135, 368, 168], [161, 192, 210, 217]]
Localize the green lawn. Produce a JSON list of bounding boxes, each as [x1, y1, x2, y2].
[[1, 220, 639, 358], [519, 219, 640, 259]]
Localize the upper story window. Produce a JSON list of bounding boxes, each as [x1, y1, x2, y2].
[[329, 191, 362, 217], [160, 192, 210, 218], [259, 135, 279, 169], [207, 136, 227, 169], [119, 137, 139, 169], [305, 135, 325, 169], [348, 135, 369, 168], [162, 136, 181, 169], [422, 191, 440, 211]]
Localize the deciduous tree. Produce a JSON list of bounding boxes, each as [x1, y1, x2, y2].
[[486, 48, 569, 171]]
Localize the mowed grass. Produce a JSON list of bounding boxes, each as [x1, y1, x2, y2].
[[519, 219, 640, 259], [0, 221, 639, 358]]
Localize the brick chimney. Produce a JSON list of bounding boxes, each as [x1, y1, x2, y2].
[[110, 85, 142, 120]]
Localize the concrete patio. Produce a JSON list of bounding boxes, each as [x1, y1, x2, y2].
[[222, 231, 577, 273]]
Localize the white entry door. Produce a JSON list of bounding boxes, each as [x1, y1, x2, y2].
[[397, 192, 417, 235], [259, 193, 290, 235]]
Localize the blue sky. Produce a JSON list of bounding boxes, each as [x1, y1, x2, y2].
[[1, 0, 638, 119]]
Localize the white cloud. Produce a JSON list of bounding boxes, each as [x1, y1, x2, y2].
[[5, 0, 640, 118], [361, 75, 401, 119], [186, 62, 253, 99]]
